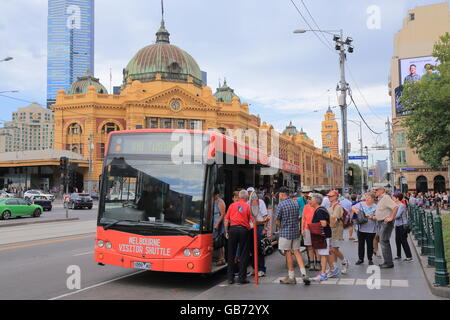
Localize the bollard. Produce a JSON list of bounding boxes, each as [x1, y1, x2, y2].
[[427, 211, 435, 267], [413, 206, 419, 239], [433, 215, 449, 287], [420, 209, 428, 255], [421, 209, 430, 256]]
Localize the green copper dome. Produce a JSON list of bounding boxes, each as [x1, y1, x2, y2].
[[214, 80, 240, 103], [123, 20, 203, 86], [282, 121, 299, 136], [69, 70, 108, 95]]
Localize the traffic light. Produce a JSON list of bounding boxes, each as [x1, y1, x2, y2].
[[60, 157, 68, 171], [347, 167, 354, 186]]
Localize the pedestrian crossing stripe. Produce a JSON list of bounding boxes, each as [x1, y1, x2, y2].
[[271, 277, 409, 287]]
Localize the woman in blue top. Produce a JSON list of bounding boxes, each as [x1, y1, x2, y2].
[[352, 192, 377, 265], [393, 193, 413, 261]]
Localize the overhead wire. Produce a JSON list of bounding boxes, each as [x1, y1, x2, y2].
[[299, 0, 336, 52], [289, 0, 336, 53]]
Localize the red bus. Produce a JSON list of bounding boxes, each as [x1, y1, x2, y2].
[[95, 129, 301, 274]]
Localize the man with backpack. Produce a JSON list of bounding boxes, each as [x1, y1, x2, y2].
[[327, 190, 350, 275]]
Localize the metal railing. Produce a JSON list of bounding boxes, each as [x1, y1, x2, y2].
[[409, 205, 449, 287]]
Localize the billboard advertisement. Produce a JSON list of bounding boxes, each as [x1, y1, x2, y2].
[[395, 56, 440, 117], [399, 56, 440, 85]]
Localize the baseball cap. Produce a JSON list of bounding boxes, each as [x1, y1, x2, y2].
[[327, 190, 339, 197], [246, 187, 255, 193]]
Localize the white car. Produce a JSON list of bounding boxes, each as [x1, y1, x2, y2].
[[0, 190, 15, 198], [24, 190, 55, 202]]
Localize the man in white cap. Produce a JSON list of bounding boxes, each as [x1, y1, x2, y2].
[[374, 185, 399, 268], [247, 187, 269, 277]]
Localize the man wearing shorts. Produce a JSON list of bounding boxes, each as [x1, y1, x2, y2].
[[276, 187, 310, 285]]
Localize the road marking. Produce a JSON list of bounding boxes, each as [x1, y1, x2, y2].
[[49, 270, 146, 300], [272, 277, 409, 288], [0, 234, 95, 252], [73, 251, 93, 257]]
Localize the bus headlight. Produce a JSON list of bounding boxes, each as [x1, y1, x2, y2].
[[193, 249, 201, 257], [97, 240, 104, 248], [106, 242, 112, 249], [184, 249, 191, 257]]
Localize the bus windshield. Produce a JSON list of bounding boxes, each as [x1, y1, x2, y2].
[[99, 157, 205, 232]]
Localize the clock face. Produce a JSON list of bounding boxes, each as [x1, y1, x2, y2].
[[327, 134, 332, 140], [170, 100, 181, 111]]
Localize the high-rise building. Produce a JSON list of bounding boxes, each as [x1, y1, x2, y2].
[[0, 103, 55, 153], [375, 160, 388, 183], [389, 2, 450, 193], [47, 0, 95, 108]]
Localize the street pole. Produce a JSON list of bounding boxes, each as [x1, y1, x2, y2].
[[359, 121, 364, 194], [386, 118, 395, 192], [89, 134, 93, 194], [293, 28, 353, 194], [338, 29, 349, 194]]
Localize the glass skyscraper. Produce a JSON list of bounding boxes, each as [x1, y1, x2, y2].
[[47, 0, 94, 107]]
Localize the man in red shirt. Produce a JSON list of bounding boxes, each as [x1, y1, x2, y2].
[[224, 189, 253, 285]]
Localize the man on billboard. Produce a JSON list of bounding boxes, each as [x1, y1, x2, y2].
[[404, 64, 421, 83]]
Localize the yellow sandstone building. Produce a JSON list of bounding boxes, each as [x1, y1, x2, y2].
[[52, 19, 342, 192]]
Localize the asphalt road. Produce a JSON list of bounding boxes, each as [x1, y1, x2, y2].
[[0, 215, 445, 300]]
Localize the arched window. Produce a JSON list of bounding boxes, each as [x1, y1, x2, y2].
[[101, 122, 120, 135], [68, 123, 82, 135], [72, 146, 79, 154], [434, 175, 446, 193], [416, 176, 428, 193]]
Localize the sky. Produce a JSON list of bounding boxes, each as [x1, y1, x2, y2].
[[0, 0, 448, 168]]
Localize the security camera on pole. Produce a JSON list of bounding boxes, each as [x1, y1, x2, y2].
[[335, 31, 354, 194], [293, 29, 353, 192]]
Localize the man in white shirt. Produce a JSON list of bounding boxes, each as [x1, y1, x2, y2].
[[322, 194, 331, 209], [247, 187, 269, 277]]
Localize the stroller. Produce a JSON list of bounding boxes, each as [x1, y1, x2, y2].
[[261, 231, 278, 256]]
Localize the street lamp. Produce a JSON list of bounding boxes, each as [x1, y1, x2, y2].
[[0, 57, 13, 62], [294, 28, 354, 193]]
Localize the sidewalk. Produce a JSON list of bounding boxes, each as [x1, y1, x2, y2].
[[194, 231, 444, 300], [0, 216, 79, 228]]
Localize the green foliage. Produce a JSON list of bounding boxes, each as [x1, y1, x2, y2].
[[400, 33, 450, 169]]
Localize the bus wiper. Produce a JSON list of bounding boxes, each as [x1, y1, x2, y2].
[[141, 222, 196, 237], [103, 219, 139, 230]]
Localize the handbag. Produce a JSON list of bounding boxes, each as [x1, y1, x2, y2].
[[213, 232, 225, 249], [354, 209, 369, 225], [308, 222, 327, 249]]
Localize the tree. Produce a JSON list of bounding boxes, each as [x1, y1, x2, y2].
[[400, 33, 450, 170]]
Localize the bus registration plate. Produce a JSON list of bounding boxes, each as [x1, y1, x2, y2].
[[133, 262, 151, 270]]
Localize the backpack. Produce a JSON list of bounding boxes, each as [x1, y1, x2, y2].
[[331, 203, 351, 228]]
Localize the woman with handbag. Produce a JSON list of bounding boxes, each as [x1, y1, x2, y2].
[[213, 190, 227, 266], [393, 193, 413, 262], [352, 192, 377, 265]]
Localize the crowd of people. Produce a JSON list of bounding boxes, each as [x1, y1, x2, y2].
[[214, 184, 420, 285], [409, 192, 450, 210]]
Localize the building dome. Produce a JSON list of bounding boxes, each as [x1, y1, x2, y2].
[[69, 70, 108, 95], [282, 121, 299, 136], [123, 20, 203, 87], [214, 80, 240, 103]]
